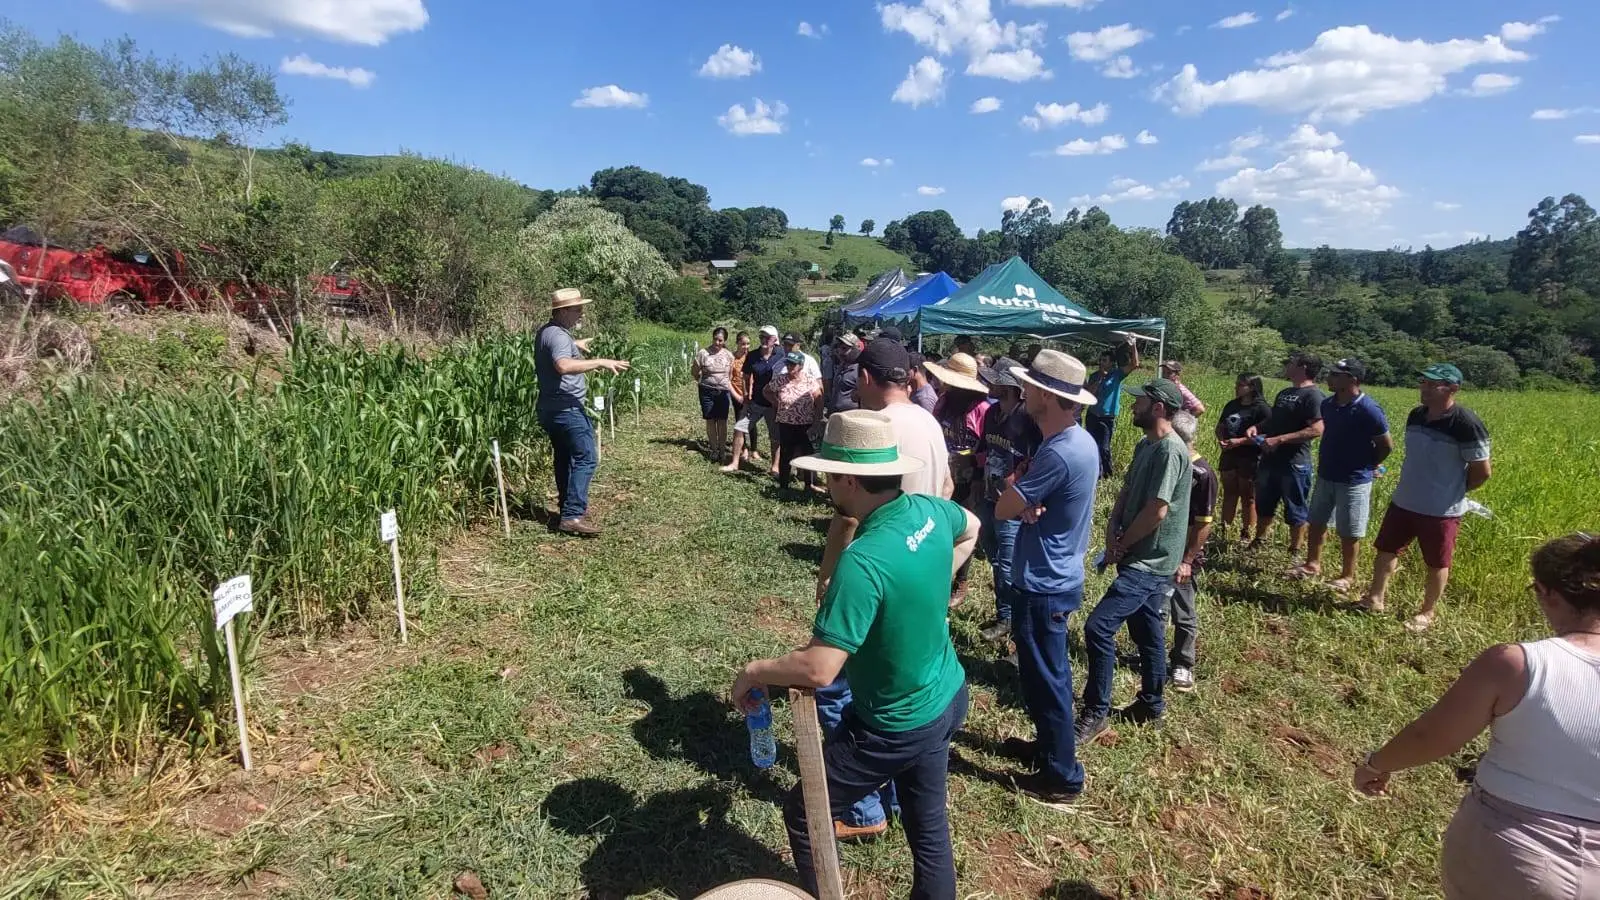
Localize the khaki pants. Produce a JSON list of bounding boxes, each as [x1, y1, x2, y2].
[[1443, 786, 1600, 900]]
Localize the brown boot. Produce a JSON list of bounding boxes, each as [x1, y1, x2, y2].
[[557, 518, 601, 537]]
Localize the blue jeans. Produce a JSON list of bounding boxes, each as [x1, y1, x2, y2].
[[538, 405, 597, 520], [787, 684, 968, 900], [1082, 567, 1173, 719], [1011, 587, 1086, 792], [1086, 414, 1116, 477], [1257, 462, 1313, 527], [979, 500, 1020, 623], [814, 677, 898, 827]]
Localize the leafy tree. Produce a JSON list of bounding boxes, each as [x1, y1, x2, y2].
[[1262, 250, 1300, 298], [1446, 343, 1521, 389], [519, 197, 674, 333], [738, 206, 788, 244], [829, 214, 846, 236], [890, 210, 968, 275], [1307, 245, 1352, 294], [1238, 205, 1283, 270], [859, 219, 874, 236], [642, 276, 723, 329], [1166, 198, 1242, 269], [881, 219, 912, 255], [1035, 225, 1212, 358], [1508, 193, 1599, 300], [824, 231, 834, 248], [721, 261, 802, 324], [831, 258, 859, 280], [1000, 198, 1058, 267]]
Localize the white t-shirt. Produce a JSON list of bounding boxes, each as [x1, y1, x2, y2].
[[880, 401, 952, 499]]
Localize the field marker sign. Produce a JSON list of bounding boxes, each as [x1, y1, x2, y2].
[[212, 575, 255, 771], [491, 440, 510, 536], [381, 509, 408, 643]]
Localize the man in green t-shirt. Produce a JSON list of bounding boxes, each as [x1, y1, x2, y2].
[[733, 410, 980, 900], [1078, 378, 1192, 743]]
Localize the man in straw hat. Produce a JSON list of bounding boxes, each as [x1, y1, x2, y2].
[[733, 410, 979, 900], [1078, 377, 1192, 743], [535, 288, 631, 537], [991, 350, 1101, 804]]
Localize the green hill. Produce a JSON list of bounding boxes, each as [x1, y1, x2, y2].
[[745, 229, 917, 285]]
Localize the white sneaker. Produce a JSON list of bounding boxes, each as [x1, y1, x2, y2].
[[1171, 667, 1195, 692]]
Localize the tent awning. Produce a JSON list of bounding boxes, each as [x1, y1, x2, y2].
[[845, 271, 961, 323], [839, 268, 909, 314], [916, 256, 1163, 340]]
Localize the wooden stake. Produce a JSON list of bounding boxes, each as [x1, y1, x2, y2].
[[790, 689, 844, 900], [224, 619, 252, 771], [390, 540, 408, 643], [491, 440, 510, 536]]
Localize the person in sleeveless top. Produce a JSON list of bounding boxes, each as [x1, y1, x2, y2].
[[1354, 533, 1600, 899]]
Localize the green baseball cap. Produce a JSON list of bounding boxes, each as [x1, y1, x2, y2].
[[1419, 362, 1463, 384], [1125, 377, 1185, 411]]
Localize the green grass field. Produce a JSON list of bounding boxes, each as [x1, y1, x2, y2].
[[3, 369, 1597, 899], [747, 229, 918, 286]]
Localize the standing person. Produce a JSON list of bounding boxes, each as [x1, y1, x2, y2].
[[953, 335, 977, 357], [993, 351, 1101, 804], [1079, 378, 1192, 741], [729, 331, 751, 455], [771, 332, 823, 479], [535, 288, 631, 537], [1159, 360, 1207, 416], [825, 333, 861, 415], [1248, 352, 1326, 555], [1359, 363, 1493, 632], [1290, 359, 1393, 591], [908, 353, 939, 412], [1215, 374, 1272, 545], [1167, 412, 1217, 693], [733, 411, 980, 900], [767, 347, 823, 493], [925, 353, 993, 606], [975, 359, 1043, 643], [1084, 337, 1140, 479], [1353, 533, 1600, 900], [693, 327, 735, 463], [724, 326, 782, 474]]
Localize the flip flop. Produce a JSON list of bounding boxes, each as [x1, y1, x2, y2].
[[1327, 577, 1354, 594], [1352, 595, 1386, 614], [1284, 565, 1317, 580], [1404, 613, 1435, 633]]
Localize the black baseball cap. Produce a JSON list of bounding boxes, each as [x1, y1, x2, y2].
[[1330, 358, 1368, 381], [860, 338, 911, 384], [782, 331, 803, 345], [877, 326, 904, 342]]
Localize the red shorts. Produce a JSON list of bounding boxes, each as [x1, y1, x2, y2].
[[1374, 505, 1462, 569]]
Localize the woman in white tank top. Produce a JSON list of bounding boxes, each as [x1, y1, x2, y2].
[[1353, 532, 1600, 900]]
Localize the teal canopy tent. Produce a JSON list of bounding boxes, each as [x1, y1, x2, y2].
[[915, 256, 1166, 360]]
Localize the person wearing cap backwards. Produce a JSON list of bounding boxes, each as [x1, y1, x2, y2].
[[992, 350, 1102, 804], [535, 288, 631, 537], [925, 352, 995, 606], [732, 410, 980, 900], [1078, 377, 1192, 743], [1085, 336, 1141, 479], [1288, 358, 1393, 592], [1359, 363, 1492, 632], [1159, 360, 1207, 416], [974, 358, 1043, 644], [724, 326, 783, 474]]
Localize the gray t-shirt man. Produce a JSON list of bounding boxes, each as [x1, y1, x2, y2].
[[536, 322, 586, 411], [1115, 431, 1192, 577]]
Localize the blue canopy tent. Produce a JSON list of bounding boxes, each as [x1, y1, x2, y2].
[[844, 272, 961, 325]]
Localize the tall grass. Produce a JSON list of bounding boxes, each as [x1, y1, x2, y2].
[[0, 328, 684, 774]]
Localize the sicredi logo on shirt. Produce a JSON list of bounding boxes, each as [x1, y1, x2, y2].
[[906, 517, 937, 552]]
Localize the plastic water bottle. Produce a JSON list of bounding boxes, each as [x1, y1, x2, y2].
[[1464, 499, 1494, 519], [1375, 465, 1388, 477], [746, 689, 777, 769]]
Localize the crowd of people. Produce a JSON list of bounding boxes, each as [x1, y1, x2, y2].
[[532, 288, 1596, 900]]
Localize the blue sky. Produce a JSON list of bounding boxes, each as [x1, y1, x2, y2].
[[10, 0, 1599, 248]]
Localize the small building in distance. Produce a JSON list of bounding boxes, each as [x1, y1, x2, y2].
[[709, 259, 739, 272]]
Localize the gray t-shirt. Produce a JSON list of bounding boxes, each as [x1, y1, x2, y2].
[[536, 323, 586, 411], [1115, 431, 1192, 577], [1391, 405, 1490, 518]]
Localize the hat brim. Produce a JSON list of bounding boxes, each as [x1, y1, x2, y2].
[[790, 454, 926, 477], [924, 361, 987, 394], [552, 296, 595, 309], [1010, 366, 1097, 406]]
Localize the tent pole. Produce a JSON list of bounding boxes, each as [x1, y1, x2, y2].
[[1157, 324, 1166, 367]]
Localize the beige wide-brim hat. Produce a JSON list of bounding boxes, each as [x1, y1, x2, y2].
[[551, 287, 595, 310], [923, 352, 987, 394], [1011, 349, 1099, 406], [791, 410, 927, 477]]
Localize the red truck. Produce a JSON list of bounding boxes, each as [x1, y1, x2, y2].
[[0, 226, 274, 312]]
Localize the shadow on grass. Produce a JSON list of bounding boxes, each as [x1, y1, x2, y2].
[[1041, 880, 1118, 899], [542, 777, 794, 900], [956, 651, 1023, 709], [783, 542, 823, 565], [647, 436, 704, 452], [623, 668, 790, 805]]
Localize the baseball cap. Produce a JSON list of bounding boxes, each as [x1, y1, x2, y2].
[[1330, 357, 1368, 381], [785, 350, 804, 365], [981, 356, 1022, 390], [782, 331, 803, 345], [836, 331, 861, 349], [1125, 377, 1185, 411], [1160, 360, 1183, 376], [860, 338, 911, 384], [1420, 362, 1463, 384], [877, 326, 904, 342], [758, 325, 779, 339]]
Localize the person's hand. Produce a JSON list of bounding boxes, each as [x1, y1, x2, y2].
[[1353, 760, 1391, 796], [814, 577, 830, 607], [1261, 435, 1279, 450], [731, 665, 767, 715], [1105, 538, 1127, 563], [1245, 426, 1259, 439], [1020, 504, 1046, 524], [574, 338, 594, 353], [602, 359, 631, 374], [1177, 562, 1192, 584]]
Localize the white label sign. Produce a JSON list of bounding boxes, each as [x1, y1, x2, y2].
[[213, 575, 254, 629], [594, 395, 606, 411], [633, 377, 641, 393], [380, 509, 399, 543]]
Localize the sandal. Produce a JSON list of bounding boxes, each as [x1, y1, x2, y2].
[[1404, 613, 1435, 633], [1284, 565, 1317, 581], [1352, 595, 1386, 614], [1327, 577, 1354, 594]]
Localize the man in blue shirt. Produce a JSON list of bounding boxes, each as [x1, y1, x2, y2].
[[1084, 337, 1139, 478], [1290, 358, 1393, 591], [995, 350, 1101, 805]]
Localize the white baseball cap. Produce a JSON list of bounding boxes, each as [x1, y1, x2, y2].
[[759, 325, 779, 338]]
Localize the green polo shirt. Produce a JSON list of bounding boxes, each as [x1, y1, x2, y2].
[[813, 492, 968, 733]]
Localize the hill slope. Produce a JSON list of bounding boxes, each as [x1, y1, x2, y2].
[[745, 229, 916, 283]]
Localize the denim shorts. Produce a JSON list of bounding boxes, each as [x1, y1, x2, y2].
[[1308, 478, 1373, 538], [698, 384, 731, 421], [1256, 462, 1313, 526]]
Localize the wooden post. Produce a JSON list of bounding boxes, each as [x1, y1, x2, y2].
[[383, 510, 407, 643], [224, 619, 252, 771], [790, 689, 844, 900], [491, 440, 511, 537]]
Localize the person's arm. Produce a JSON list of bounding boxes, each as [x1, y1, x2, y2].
[[1178, 522, 1210, 584], [940, 469, 955, 500], [997, 446, 1060, 522], [1104, 483, 1129, 550], [1264, 419, 1324, 449], [1121, 339, 1140, 375], [1373, 432, 1395, 467], [952, 507, 981, 579], [1466, 458, 1491, 491], [1111, 498, 1170, 559], [1184, 385, 1206, 417], [733, 639, 850, 713], [815, 514, 860, 605], [1355, 644, 1525, 794], [556, 356, 629, 375]]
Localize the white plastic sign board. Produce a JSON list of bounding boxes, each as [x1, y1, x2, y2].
[[213, 575, 254, 629], [380, 509, 399, 543], [634, 377, 641, 393], [594, 395, 606, 411]]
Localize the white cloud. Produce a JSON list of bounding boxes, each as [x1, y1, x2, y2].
[[1532, 107, 1599, 120], [1175, 25, 1192, 35], [860, 157, 895, 167], [103, 0, 427, 44], [1160, 24, 1531, 122], [1434, 201, 1461, 211], [572, 84, 649, 109], [1054, 134, 1128, 156], [1281, 123, 1341, 150], [1136, 129, 1158, 144], [1214, 12, 1260, 29], [797, 21, 828, 38], [1501, 16, 1558, 42], [1230, 131, 1269, 153], [1001, 195, 1052, 213], [699, 44, 761, 79], [1466, 73, 1519, 96], [893, 56, 947, 107], [880, 0, 1049, 82], [1066, 23, 1151, 62], [1020, 101, 1110, 130], [1276, 8, 1294, 22], [1215, 125, 1401, 220], [1011, 0, 1100, 7], [918, 185, 947, 196], [1100, 56, 1141, 79], [1070, 174, 1189, 205], [970, 96, 1003, 113], [967, 48, 1051, 81], [1198, 154, 1250, 171], [1576, 134, 1600, 145], [717, 98, 788, 135], [279, 54, 375, 88]]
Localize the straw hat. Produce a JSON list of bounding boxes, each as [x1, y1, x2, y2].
[[693, 880, 812, 899], [924, 352, 987, 394], [551, 287, 594, 310], [790, 410, 926, 477], [1010, 349, 1098, 406]]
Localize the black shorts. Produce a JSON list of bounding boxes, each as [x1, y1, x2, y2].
[[1218, 449, 1261, 479], [699, 385, 731, 420]]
